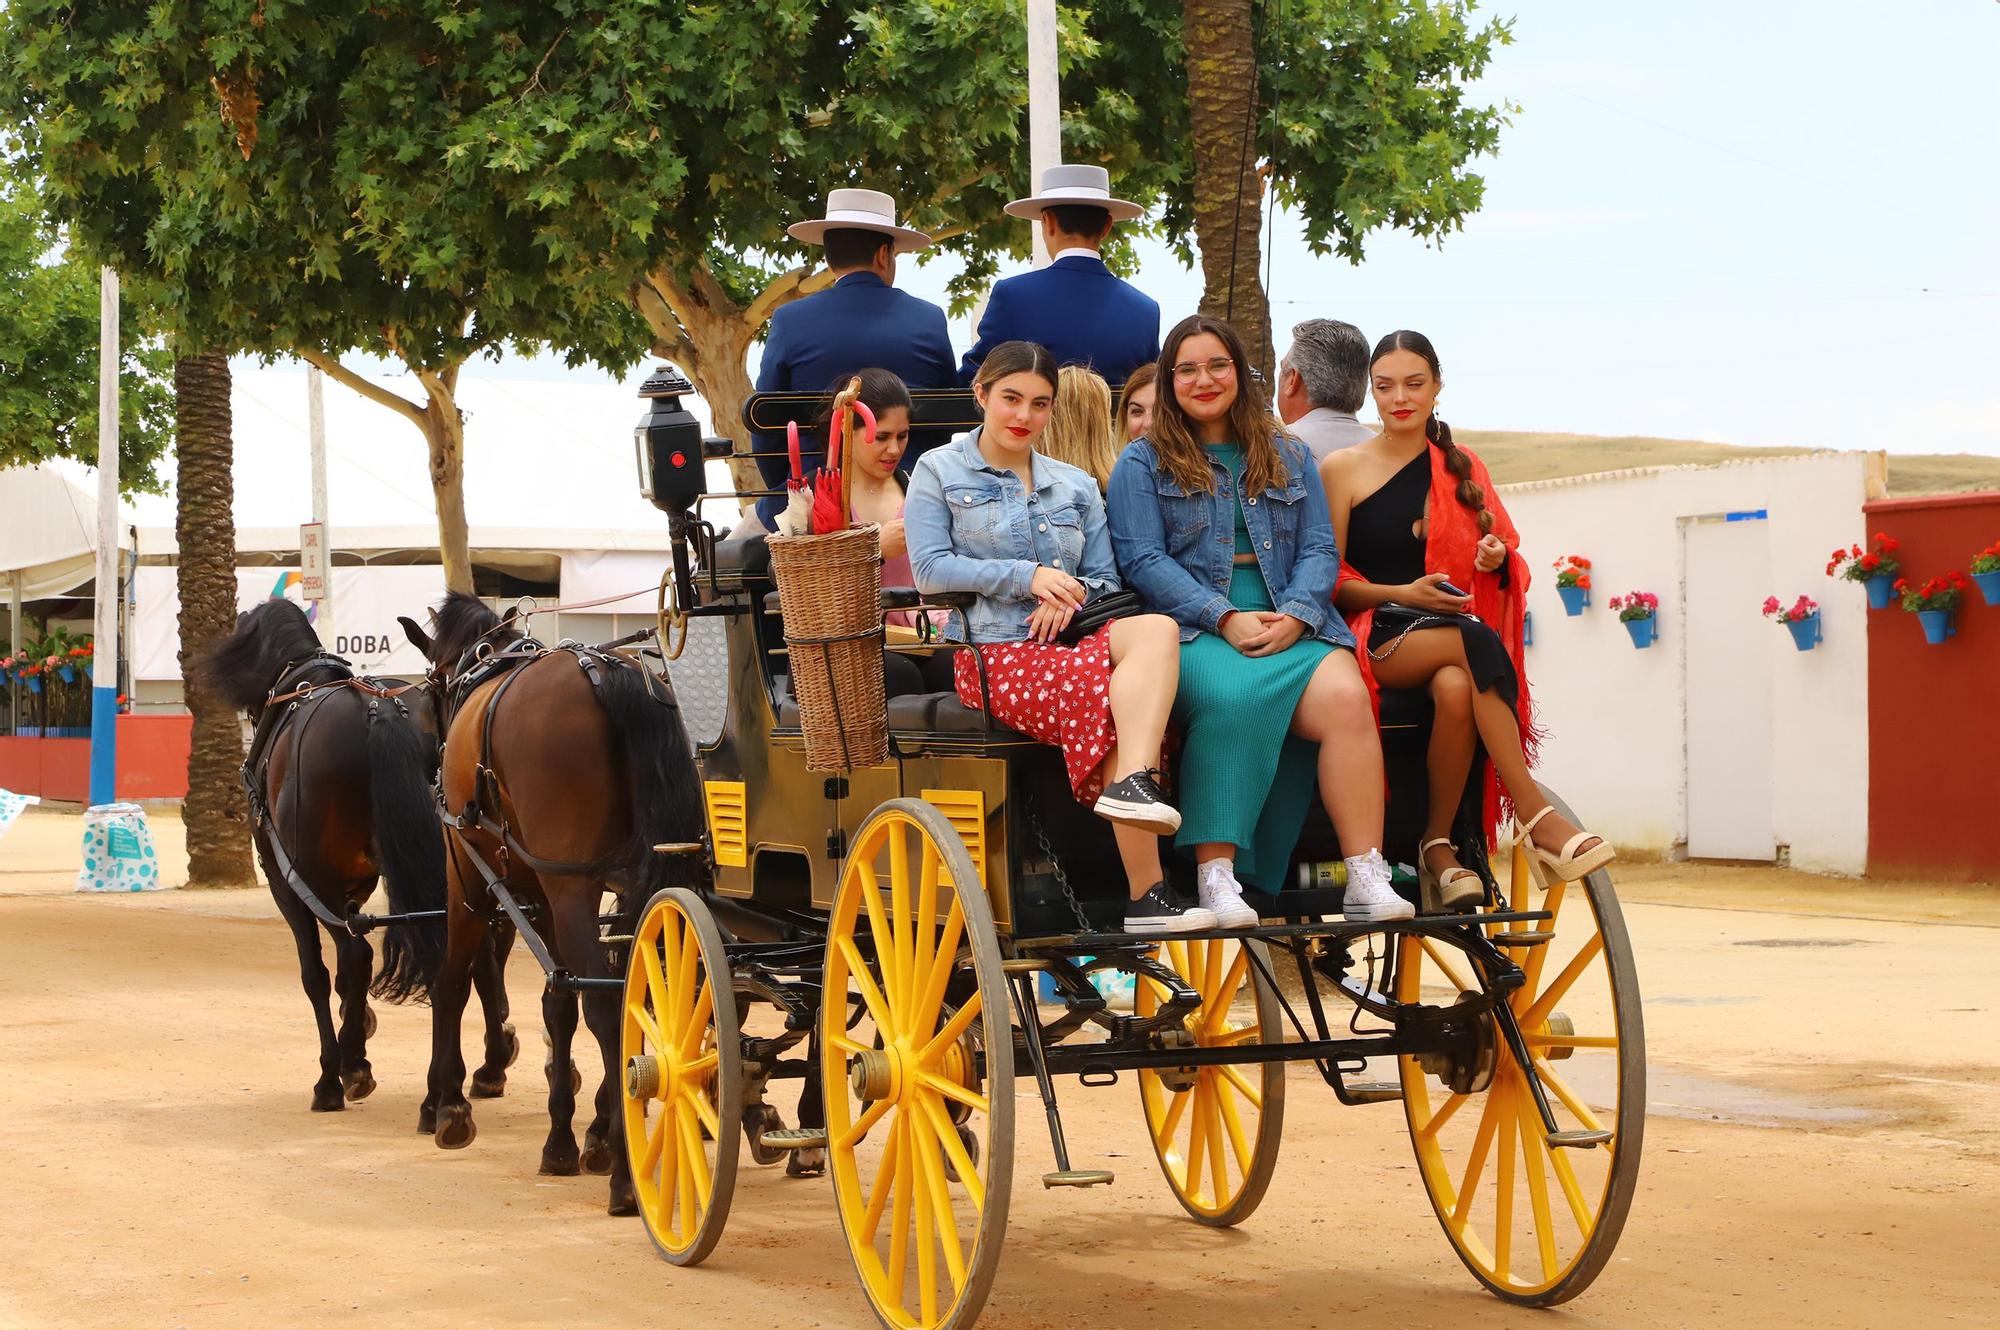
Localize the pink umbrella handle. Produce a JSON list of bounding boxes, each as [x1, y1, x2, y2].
[[787, 421, 803, 485], [850, 400, 877, 444]]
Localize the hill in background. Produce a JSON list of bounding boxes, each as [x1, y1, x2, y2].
[[1459, 430, 2000, 497]]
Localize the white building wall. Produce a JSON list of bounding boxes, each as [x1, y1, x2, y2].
[[1500, 453, 1876, 874]]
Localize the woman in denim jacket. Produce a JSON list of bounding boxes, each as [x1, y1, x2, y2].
[[1108, 315, 1410, 926], [906, 341, 1215, 934]]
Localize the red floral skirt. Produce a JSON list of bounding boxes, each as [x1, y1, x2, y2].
[[953, 627, 1116, 801]]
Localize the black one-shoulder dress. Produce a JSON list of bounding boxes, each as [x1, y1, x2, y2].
[[1345, 452, 1518, 708]]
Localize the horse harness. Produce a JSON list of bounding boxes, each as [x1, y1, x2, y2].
[[435, 634, 678, 895], [239, 651, 441, 936]]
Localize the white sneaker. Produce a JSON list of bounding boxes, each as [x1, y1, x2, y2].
[[1342, 849, 1415, 923], [1197, 861, 1260, 930]]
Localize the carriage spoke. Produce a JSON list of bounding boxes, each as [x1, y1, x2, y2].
[[917, 992, 982, 1067], [1517, 880, 1566, 999], [1203, 946, 1249, 1035], [1217, 1061, 1264, 1110], [1211, 1023, 1263, 1046], [1545, 1133, 1597, 1239], [859, 1111, 903, 1243], [639, 1110, 668, 1174], [836, 937, 897, 1039], [630, 1004, 667, 1059], [888, 825, 915, 1012], [916, 1069, 990, 1116], [1420, 937, 1477, 996], [857, 860, 904, 1013], [917, 1093, 986, 1210], [914, 1113, 940, 1325], [887, 1112, 913, 1299], [637, 939, 670, 1033], [1495, 1076, 1518, 1282], [1166, 940, 1191, 988], [910, 1110, 967, 1290], [829, 1031, 869, 1057], [1417, 1089, 1470, 1142], [911, 898, 965, 1037], [683, 1081, 721, 1137], [1450, 1075, 1509, 1230], [663, 914, 689, 1021], [679, 980, 714, 1057], [839, 1095, 896, 1151], [1212, 1072, 1252, 1174], [1531, 1055, 1608, 1135], [1184, 1083, 1210, 1197], [914, 840, 940, 1007], [678, 1102, 714, 1206], [1203, 1080, 1230, 1202], [1518, 1109, 1561, 1281], [675, 1115, 698, 1237], [1154, 1086, 1193, 1156], [1520, 935, 1605, 1030], [1526, 1031, 1616, 1050]]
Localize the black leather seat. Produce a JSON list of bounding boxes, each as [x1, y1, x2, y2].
[[714, 533, 772, 577]]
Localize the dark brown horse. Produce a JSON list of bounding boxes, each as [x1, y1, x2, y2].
[[403, 592, 705, 1211], [203, 599, 520, 1112]]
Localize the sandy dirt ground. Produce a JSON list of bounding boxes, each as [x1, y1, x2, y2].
[[2, 807, 1996, 1329]]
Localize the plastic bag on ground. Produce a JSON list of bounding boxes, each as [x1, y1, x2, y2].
[[75, 802, 166, 893]]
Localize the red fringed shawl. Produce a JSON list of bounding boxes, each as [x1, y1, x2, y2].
[[1336, 441, 1539, 834]]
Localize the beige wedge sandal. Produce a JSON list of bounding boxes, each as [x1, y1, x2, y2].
[[1513, 804, 1616, 883], [1419, 837, 1486, 911]]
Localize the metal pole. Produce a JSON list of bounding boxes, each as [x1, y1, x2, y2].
[[88, 267, 119, 806], [1026, 0, 1060, 268], [306, 365, 332, 643], [7, 570, 20, 736]]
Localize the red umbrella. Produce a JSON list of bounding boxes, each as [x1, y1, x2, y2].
[[778, 420, 813, 535], [810, 381, 876, 535]]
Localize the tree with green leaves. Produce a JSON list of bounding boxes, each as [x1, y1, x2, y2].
[[0, 156, 172, 489]]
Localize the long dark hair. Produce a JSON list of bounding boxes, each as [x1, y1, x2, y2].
[[1370, 329, 1493, 534], [971, 340, 1059, 398], [1148, 314, 1284, 497], [816, 367, 913, 431]]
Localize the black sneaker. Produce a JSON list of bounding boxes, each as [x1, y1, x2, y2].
[[1093, 769, 1182, 834], [1122, 883, 1218, 935]]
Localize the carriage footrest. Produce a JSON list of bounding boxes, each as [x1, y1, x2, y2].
[[1493, 930, 1556, 947], [759, 1127, 828, 1151], [1547, 1129, 1613, 1150], [1343, 1081, 1404, 1104], [1043, 1169, 1115, 1189]]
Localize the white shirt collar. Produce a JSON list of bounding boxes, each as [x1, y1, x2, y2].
[[1051, 246, 1103, 263]]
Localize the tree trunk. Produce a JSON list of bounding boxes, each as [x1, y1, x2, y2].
[[173, 351, 254, 888], [1182, 0, 1274, 386], [671, 311, 759, 502], [417, 374, 473, 595]]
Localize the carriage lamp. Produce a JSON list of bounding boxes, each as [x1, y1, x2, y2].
[[635, 364, 713, 514]]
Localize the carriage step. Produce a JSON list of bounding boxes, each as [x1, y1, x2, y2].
[[1043, 1169, 1115, 1189], [1493, 930, 1556, 947], [1343, 1081, 1404, 1104], [759, 1127, 828, 1151], [1547, 1129, 1613, 1150]]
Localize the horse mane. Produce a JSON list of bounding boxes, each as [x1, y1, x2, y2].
[[200, 599, 335, 709], [428, 590, 521, 671]]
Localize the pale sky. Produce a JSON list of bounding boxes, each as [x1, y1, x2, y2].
[[354, 0, 1999, 458]]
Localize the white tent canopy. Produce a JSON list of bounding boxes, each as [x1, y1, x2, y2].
[[0, 464, 136, 600]]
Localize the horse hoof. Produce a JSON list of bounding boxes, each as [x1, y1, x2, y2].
[[363, 1006, 378, 1039], [539, 1150, 581, 1177], [787, 1148, 826, 1178], [433, 1106, 476, 1150], [545, 1059, 583, 1095], [581, 1132, 614, 1176], [608, 1178, 638, 1217], [469, 1069, 506, 1099], [417, 1105, 437, 1134], [501, 1024, 521, 1070], [311, 1089, 346, 1113], [342, 1068, 377, 1102]]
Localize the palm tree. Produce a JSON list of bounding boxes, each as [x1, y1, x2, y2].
[[173, 351, 253, 887], [1182, 0, 1274, 384]]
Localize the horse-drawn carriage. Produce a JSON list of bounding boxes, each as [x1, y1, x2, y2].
[[604, 373, 1644, 1329]]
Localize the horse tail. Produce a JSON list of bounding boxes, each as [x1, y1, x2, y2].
[[365, 701, 447, 1003], [598, 658, 707, 906]]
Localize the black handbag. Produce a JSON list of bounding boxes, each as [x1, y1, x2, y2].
[[1055, 588, 1144, 646]]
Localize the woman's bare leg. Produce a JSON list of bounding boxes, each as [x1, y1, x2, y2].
[[1421, 666, 1477, 875], [1288, 651, 1384, 854], [1104, 614, 1178, 782]]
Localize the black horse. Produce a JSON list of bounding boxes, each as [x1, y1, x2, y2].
[[203, 599, 519, 1112], [402, 592, 705, 1209]]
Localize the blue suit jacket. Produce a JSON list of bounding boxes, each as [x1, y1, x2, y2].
[[752, 272, 957, 525], [959, 254, 1161, 387]]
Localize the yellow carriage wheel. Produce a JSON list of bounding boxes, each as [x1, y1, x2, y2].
[[821, 799, 1015, 1330], [1396, 793, 1645, 1306], [621, 886, 741, 1268], [1137, 937, 1286, 1226]]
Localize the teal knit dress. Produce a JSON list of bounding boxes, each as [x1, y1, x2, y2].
[[1171, 444, 1332, 888]]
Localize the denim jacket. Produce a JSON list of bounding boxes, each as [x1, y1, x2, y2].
[[906, 428, 1119, 643], [1106, 434, 1355, 648]]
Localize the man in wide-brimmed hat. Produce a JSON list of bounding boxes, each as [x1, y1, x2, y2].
[[959, 165, 1160, 387], [748, 189, 957, 529]]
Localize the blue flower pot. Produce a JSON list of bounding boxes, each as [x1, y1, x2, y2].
[[1784, 614, 1822, 652], [57, 665, 76, 684], [1557, 584, 1589, 616], [1973, 570, 2000, 607], [25, 676, 41, 694], [1917, 609, 1955, 644], [1623, 616, 1656, 649], [1863, 571, 1895, 610]]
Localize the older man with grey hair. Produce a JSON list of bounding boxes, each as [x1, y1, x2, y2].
[[1277, 318, 1373, 460]]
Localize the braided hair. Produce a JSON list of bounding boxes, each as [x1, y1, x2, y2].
[[1370, 330, 1494, 535]]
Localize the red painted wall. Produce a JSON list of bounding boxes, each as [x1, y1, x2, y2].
[[0, 714, 194, 802], [1864, 491, 2000, 880]]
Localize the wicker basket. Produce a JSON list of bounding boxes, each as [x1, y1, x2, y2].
[[767, 523, 888, 771]]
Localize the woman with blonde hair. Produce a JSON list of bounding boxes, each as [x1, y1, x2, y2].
[[1040, 364, 1120, 491]]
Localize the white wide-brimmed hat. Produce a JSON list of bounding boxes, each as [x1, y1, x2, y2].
[[786, 188, 932, 253], [1004, 164, 1144, 223]]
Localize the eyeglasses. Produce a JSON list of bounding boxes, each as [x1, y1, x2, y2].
[[1170, 356, 1237, 384]]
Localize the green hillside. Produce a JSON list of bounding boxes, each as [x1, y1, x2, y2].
[[1457, 430, 2000, 498]]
